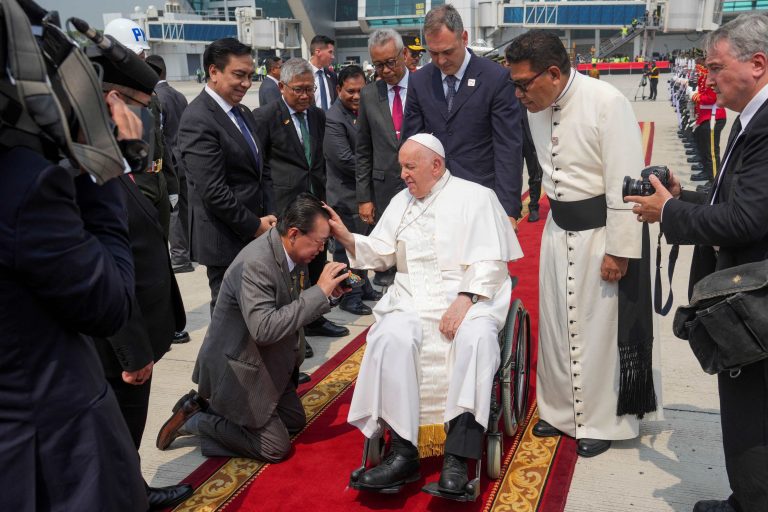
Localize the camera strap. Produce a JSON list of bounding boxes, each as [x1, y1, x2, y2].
[[654, 231, 679, 316]]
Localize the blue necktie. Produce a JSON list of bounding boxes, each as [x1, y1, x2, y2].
[[231, 107, 260, 167], [317, 69, 329, 110], [445, 75, 458, 112]]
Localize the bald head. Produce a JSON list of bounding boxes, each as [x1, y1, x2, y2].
[[399, 139, 445, 198]]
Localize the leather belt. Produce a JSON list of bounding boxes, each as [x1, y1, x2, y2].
[[548, 194, 607, 231]]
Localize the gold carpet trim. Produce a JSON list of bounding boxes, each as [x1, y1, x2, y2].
[[487, 409, 560, 512], [172, 344, 367, 512]]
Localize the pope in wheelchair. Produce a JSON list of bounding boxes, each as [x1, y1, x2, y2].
[[325, 134, 523, 497]]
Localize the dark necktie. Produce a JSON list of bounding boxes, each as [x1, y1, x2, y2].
[[445, 75, 458, 112], [317, 69, 329, 110], [392, 85, 403, 139], [231, 107, 260, 167], [712, 115, 742, 203]]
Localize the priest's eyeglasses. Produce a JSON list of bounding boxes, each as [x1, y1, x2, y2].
[[511, 68, 547, 93], [282, 83, 317, 96]]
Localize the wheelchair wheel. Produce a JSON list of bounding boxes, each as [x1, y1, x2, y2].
[[500, 299, 531, 437], [486, 433, 502, 480]]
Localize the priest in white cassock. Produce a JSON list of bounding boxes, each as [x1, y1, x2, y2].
[[325, 133, 522, 494], [505, 30, 661, 458]]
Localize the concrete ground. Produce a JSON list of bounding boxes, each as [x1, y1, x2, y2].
[[141, 74, 733, 511]]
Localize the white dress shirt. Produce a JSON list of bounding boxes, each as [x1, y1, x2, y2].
[[310, 62, 332, 109], [440, 48, 471, 97]]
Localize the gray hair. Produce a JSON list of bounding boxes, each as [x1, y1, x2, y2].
[[368, 29, 403, 54], [280, 58, 313, 84], [424, 4, 464, 37], [704, 13, 768, 62]]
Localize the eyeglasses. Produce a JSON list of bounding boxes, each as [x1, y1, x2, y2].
[[510, 68, 548, 93], [282, 83, 317, 96], [299, 230, 328, 247], [372, 58, 399, 72]]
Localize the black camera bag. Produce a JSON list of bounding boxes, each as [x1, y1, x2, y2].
[[673, 259, 768, 375]]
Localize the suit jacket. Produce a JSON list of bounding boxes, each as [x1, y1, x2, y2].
[[356, 79, 406, 215], [179, 89, 275, 267], [253, 100, 326, 215], [0, 147, 146, 511], [93, 176, 186, 378], [324, 99, 359, 209], [315, 66, 338, 108], [193, 228, 330, 430], [155, 81, 188, 176], [259, 76, 282, 107], [402, 51, 524, 217], [662, 97, 768, 297]]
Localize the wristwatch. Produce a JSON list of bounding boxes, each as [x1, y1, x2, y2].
[[460, 292, 479, 304]]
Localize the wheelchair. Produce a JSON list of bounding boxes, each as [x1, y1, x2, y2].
[[349, 276, 532, 502]]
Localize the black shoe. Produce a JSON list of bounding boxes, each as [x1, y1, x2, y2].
[[528, 207, 540, 222], [358, 441, 421, 489], [305, 317, 349, 337], [373, 269, 396, 287], [576, 438, 611, 457], [691, 164, 704, 172], [173, 331, 191, 344], [687, 156, 701, 163], [297, 372, 311, 385], [685, 149, 697, 155], [532, 419, 563, 437], [305, 341, 314, 359], [691, 172, 711, 182], [340, 301, 372, 316], [437, 454, 468, 494], [362, 289, 383, 301], [696, 183, 713, 193], [147, 483, 194, 510], [173, 262, 194, 274], [692, 500, 737, 512]]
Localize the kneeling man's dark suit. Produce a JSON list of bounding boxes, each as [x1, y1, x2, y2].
[[191, 228, 330, 461]]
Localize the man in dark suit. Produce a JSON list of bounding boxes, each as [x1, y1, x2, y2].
[[179, 38, 276, 314], [254, 57, 348, 340], [357, 28, 411, 287], [309, 34, 338, 111], [402, 4, 523, 228], [628, 14, 768, 512], [324, 65, 382, 315], [146, 55, 192, 274], [156, 195, 350, 460], [0, 99, 146, 509], [259, 56, 282, 106]]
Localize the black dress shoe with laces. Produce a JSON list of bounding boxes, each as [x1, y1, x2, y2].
[[533, 419, 563, 437], [576, 438, 611, 457], [692, 500, 737, 512], [340, 301, 372, 316], [358, 436, 420, 489], [305, 342, 314, 359], [305, 317, 349, 337], [173, 331, 191, 344], [297, 372, 311, 385], [437, 454, 468, 494], [147, 483, 194, 510]]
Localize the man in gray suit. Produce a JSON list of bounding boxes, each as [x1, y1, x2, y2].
[[356, 28, 410, 286], [324, 65, 382, 315], [156, 195, 350, 461], [258, 56, 282, 106]]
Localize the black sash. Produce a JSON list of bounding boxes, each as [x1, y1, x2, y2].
[[548, 194, 607, 231]]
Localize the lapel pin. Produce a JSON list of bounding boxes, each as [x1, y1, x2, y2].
[[283, 119, 291, 125], [467, 79, 476, 87]]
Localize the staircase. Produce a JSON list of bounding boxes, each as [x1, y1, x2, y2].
[[597, 25, 648, 59]]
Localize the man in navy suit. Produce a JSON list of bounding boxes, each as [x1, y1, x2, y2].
[[402, 4, 523, 228], [179, 38, 276, 313], [259, 56, 283, 106], [309, 34, 338, 111]]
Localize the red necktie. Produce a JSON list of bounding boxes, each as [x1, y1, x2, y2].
[[392, 85, 403, 140]]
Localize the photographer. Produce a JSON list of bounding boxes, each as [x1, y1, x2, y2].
[[1, 3, 146, 508], [628, 14, 768, 512]]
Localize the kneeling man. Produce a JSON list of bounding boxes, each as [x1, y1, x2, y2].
[[156, 195, 350, 461], [328, 134, 523, 492]]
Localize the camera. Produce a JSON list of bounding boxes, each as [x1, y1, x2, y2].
[[335, 268, 365, 289], [623, 165, 671, 199]]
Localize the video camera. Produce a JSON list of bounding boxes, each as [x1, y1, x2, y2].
[[0, 0, 159, 182]]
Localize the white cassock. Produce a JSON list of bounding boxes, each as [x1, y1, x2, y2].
[[346, 171, 523, 455], [528, 71, 662, 441]]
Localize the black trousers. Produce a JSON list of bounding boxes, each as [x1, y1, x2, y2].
[[719, 359, 768, 511], [694, 118, 726, 180], [332, 205, 374, 305], [523, 138, 542, 210], [649, 78, 658, 100], [206, 265, 228, 315], [169, 175, 190, 267], [445, 412, 485, 460], [107, 375, 153, 450]]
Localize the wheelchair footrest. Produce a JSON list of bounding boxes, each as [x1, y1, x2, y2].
[[421, 479, 481, 502]]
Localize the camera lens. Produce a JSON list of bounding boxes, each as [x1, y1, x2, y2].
[[622, 176, 639, 199]]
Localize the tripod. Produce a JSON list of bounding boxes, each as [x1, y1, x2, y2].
[[634, 75, 649, 101]]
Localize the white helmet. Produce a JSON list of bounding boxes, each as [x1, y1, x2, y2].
[[104, 18, 150, 54]]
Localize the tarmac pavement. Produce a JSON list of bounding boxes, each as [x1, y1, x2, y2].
[[140, 74, 733, 511]]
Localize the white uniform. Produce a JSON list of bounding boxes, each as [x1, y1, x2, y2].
[[529, 71, 662, 440], [346, 172, 523, 454]]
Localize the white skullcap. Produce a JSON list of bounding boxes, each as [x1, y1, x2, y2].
[[406, 133, 445, 159]]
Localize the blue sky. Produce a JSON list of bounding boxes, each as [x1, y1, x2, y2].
[[41, 1, 158, 29]]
